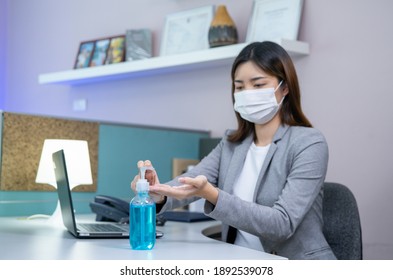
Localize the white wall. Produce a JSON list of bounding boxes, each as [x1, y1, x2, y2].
[[3, 0, 393, 259], [0, 0, 6, 107], [299, 0, 393, 259]]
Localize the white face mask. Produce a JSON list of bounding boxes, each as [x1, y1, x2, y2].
[[234, 81, 284, 125]]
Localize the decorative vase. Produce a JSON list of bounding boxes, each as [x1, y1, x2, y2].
[[208, 5, 238, 48]]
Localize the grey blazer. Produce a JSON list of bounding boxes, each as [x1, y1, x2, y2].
[[160, 125, 337, 260]]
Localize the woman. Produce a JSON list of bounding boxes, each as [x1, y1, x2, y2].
[[131, 41, 336, 260]]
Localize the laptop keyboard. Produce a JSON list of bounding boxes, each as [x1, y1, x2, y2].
[[78, 223, 128, 232]]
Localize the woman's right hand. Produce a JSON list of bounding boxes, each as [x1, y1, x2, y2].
[[130, 160, 165, 203]]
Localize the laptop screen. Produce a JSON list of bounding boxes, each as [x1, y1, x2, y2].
[[52, 149, 78, 235]]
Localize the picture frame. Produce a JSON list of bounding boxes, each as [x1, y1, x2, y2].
[[160, 5, 214, 56], [246, 0, 304, 42], [125, 29, 152, 61], [74, 40, 95, 69], [89, 38, 111, 67], [105, 35, 126, 65]]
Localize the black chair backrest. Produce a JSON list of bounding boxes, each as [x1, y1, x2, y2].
[[323, 182, 363, 259]]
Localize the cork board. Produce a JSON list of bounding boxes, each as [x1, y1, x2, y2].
[[0, 112, 99, 192]]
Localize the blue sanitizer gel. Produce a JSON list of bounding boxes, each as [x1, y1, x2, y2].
[[129, 167, 156, 250]]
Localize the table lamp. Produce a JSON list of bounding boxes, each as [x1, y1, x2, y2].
[[35, 139, 93, 225]]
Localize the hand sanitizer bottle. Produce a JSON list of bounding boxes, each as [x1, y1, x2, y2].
[[129, 166, 156, 250]]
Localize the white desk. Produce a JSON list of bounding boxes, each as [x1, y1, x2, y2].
[[0, 215, 285, 260]]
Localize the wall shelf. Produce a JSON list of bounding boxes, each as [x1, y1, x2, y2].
[[38, 39, 309, 85]]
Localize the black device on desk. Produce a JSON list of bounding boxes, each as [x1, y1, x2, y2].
[[89, 195, 129, 223], [90, 195, 167, 226], [90, 195, 211, 223], [162, 210, 213, 223]]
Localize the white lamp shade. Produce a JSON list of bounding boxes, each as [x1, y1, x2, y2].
[[35, 139, 93, 189]]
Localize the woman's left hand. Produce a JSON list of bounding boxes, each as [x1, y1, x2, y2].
[[150, 175, 219, 205]]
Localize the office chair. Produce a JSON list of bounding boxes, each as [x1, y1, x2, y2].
[[323, 182, 363, 259]]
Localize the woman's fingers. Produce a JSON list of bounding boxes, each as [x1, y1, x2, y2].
[[150, 184, 196, 200], [136, 160, 160, 185], [178, 175, 207, 188], [130, 174, 139, 192], [137, 160, 144, 169]]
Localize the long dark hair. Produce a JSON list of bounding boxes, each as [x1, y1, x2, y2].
[[228, 41, 312, 143]]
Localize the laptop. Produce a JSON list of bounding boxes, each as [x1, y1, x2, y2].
[[52, 149, 163, 239]]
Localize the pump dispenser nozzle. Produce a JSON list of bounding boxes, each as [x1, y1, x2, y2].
[[139, 166, 154, 180], [136, 166, 154, 192]]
